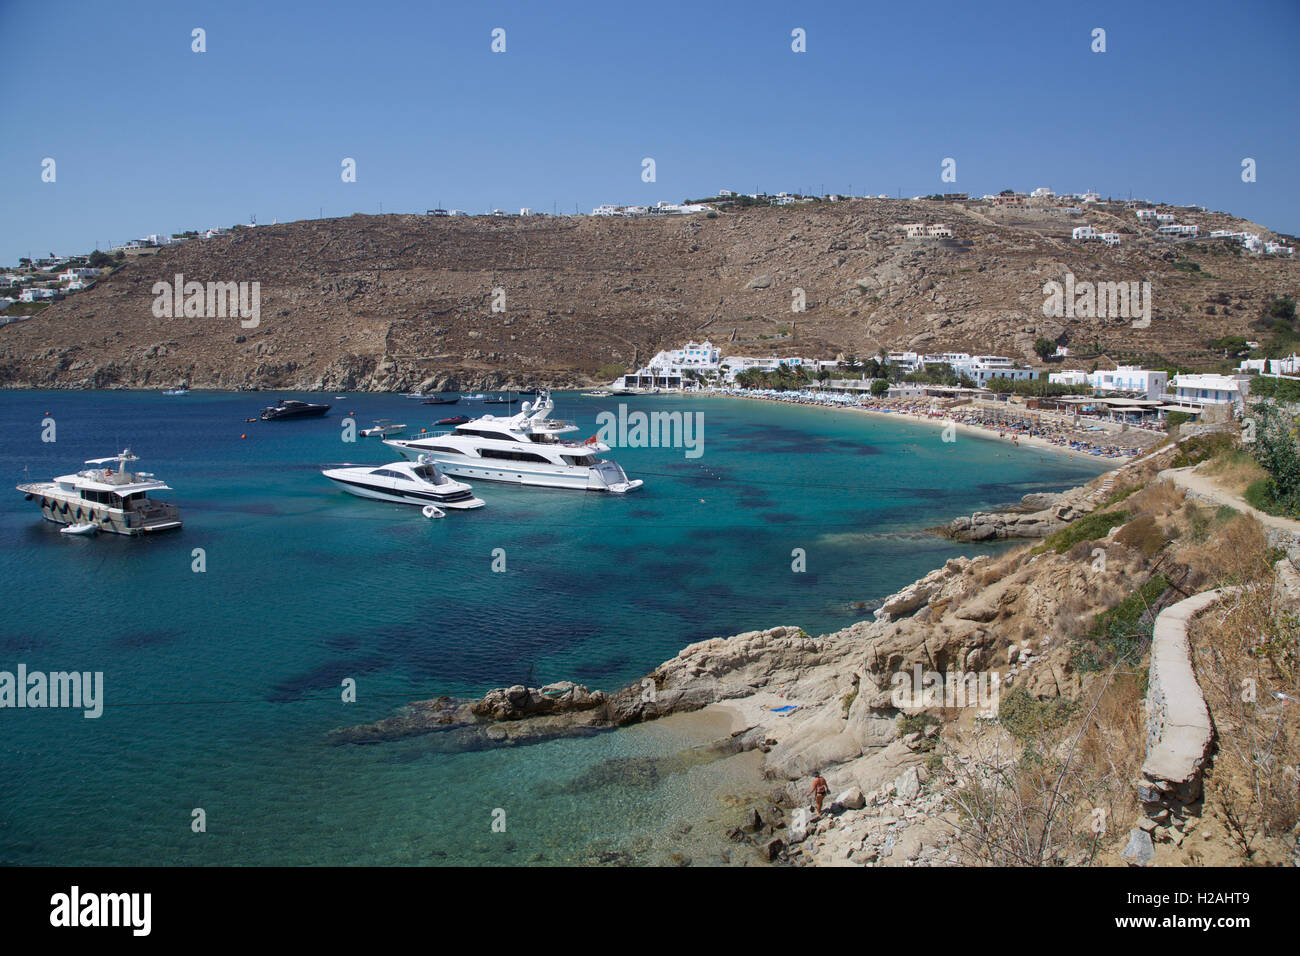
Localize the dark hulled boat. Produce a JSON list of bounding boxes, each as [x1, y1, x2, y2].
[[260, 399, 331, 421]]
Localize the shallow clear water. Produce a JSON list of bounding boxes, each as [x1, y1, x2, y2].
[[0, 390, 1105, 864]]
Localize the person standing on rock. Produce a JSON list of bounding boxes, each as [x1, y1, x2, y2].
[[808, 771, 829, 816]]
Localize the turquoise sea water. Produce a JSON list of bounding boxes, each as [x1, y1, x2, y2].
[[0, 390, 1105, 865]]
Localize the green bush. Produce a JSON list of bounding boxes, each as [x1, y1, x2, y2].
[[1042, 510, 1130, 554], [998, 687, 1075, 739], [1170, 432, 1235, 468], [898, 712, 940, 736], [1070, 574, 1170, 672], [1249, 402, 1300, 516]]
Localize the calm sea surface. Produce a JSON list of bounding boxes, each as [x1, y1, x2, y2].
[[0, 390, 1105, 864]]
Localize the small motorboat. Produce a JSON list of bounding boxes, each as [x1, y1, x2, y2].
[[483, 395, 515, 405], [360, 419, 407, 437], [421, 396, 459, 405], [582, 389, 613, 398], [436, 415, 470, 426], [163, 387, 189, 396], [60, 521, 98, 536], [461, 393, 486, 401], [321, 457, 484, 509], [421, 504, 446, 519], [260, 399, 331, 421]]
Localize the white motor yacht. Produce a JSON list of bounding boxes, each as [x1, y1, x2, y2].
[[16, 449, 183, 535], [360, 419, 407, 437], [321, 458, 484, 509], [383, 390, 643, 493]]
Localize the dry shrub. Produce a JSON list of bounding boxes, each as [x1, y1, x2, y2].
[[1179, 514, 1273, 587], [1127, 480, 1185, 519], [1190, 583, 1300, 860], [1114, 514, 1170, 557], [948, 667, 1143, 866], [1201, 449, 1269, 495]]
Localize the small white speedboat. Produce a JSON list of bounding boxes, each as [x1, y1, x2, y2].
[[321, 457, 484, 509], [360, 419, 407, 437], [60, 521, 98, 536]]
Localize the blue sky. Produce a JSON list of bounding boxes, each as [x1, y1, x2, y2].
[[2, 0, 1297, 264]]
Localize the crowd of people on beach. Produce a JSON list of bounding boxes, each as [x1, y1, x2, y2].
[[703, 386, 1152, 460]]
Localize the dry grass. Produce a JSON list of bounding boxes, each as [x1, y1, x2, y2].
[[946, 667, 1145, 866], [1178, 514, 1274, 589], [1127, 480, 1185, 519], [1189, 582, 1300, 862], [1201, 449, 1269, 496]]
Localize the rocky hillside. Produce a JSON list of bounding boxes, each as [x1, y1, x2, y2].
[[2, 199, 1296, 391]]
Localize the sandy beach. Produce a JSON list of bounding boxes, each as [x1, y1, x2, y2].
[[699, 389, 1161, 465]]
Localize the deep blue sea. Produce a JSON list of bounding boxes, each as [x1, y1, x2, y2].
[[0, 390, 1105, 865]]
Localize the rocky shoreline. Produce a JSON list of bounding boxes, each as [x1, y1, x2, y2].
[[332, 437, 1200, 865]]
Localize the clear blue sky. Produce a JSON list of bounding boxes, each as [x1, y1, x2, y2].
[[2, 0, 1297, 264]]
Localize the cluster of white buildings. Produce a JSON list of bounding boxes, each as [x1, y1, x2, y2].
[[616, 340, 842, 388], [1048, 366, 1169, 401], [111, 227, 227, 252], [1208, 229, 1293, 256], [1239, 354, 1300, 376], [900, 223, 954, 239], [1071, 225, 1122, 246], [592, 201, 713, 217], [619, 339, 1266, 419], [886, 351, 1038, 386], [1049, 365, 1252, 411]]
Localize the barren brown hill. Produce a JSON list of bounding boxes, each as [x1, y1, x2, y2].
[[2, 199, 1296, 391]]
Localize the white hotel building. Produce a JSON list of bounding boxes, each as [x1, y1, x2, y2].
[[1048, 366, 1169, 400], [1168, 373, 1251, 410]]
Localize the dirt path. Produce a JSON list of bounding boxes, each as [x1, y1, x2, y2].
[[1159, 465, 1300, 537]]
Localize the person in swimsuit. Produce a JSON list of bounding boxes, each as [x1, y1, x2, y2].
[[808, 771, 830, 815]]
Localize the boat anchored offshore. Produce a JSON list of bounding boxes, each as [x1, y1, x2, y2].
[[16, 449, 183, 535], [383, 389, 643, 493], [321, 457, 484, 509], [260, 399, 331, 421], [360, 419, 407, 437]]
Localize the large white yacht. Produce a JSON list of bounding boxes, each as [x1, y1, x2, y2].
[[383, 390, 643, 493], [321, 458, 484, 509], [16, 449, 182, 535]]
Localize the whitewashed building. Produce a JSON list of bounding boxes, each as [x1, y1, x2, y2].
[[1169, 373, 1251, 409]]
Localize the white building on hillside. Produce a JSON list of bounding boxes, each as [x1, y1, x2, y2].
[[950, 357, 1038, 386], [1072, 225, 1099, 240], [1048, 370, 1090, 387], [1169, 373, 1250, 409], [1091, 366, 1168, 400]]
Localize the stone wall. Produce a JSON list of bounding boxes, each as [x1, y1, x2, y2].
[[1123, 587, 1238, 865]]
